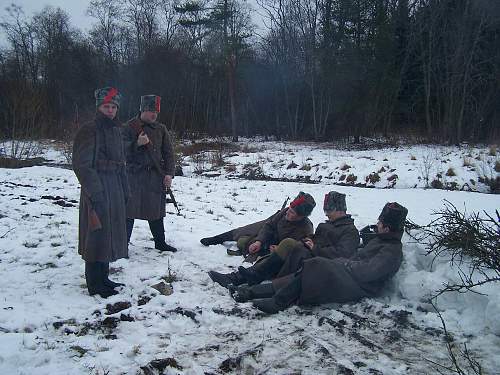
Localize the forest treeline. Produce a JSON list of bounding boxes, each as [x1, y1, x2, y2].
[[0, 0, 499, 143]]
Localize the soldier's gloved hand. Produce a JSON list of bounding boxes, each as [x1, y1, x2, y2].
[[163, 175, 172, 188], [302, 238, 314, 250], [248, 241, 262, 254], [137, 131, 150, 146], [91, 192, 105, 204]]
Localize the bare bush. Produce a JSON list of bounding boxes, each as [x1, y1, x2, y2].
[[418, 153, 437, 188], [407, 201, 500, 297]]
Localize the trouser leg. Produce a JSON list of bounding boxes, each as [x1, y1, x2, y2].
[[126, 218, 134, 243], [200, 230, 234, 246], [253, 274, 302, 314], [238, 252, 285, 285]]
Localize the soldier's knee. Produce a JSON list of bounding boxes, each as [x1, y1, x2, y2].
[[237, 236, 251, 251], [279, 238, 299, 248], [275, 238, 300, 258]]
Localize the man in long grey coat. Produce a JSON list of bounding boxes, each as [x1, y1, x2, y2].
[[230, 191, 359, 301], [238, 202, 408, 313], [72, 87, 129, 298], [122, 95, 177, 252]]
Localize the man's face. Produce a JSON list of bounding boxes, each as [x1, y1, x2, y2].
[[325, 210, 345, 221], [140, 111, 158, 123], [286, 207, 304, 222], [376, 220, 390, 233], [98, 103, 118, 119]]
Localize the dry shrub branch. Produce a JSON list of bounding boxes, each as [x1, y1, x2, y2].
[[407, 201, 500, 297]]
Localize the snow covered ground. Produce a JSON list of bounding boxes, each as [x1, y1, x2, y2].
[[0, 141, 499, 374], [179, 139, 499, 193]]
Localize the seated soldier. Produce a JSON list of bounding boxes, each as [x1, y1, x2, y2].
[[207, 192, 316, 287], [234, 202, 408, 314], [201, 193, 315, 258], [230, 191, 360, 300], [202, 192, 316, 261]]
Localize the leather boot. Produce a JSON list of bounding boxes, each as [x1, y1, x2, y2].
[[238, 253, 284, 285], [149, 219, 177, 252], [100, 262, 125, 288], [208, 270, 246, 288], [85, 261, 118, 298], [200, 230, 234, 246], [230, 283, 275, 303], [253, 275, 301, 314]]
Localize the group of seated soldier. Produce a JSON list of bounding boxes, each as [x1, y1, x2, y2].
[[201, 191, 408, 314]]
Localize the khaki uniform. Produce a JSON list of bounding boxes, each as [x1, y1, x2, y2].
[[274, 215, 360, 278], [122, 118, 175, 220], [237, 208, 314, 261]]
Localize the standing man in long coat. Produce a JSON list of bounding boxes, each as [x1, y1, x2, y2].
[[122, 95, 177, 252], [236, 202, 408, 313], [72, 87, 129, 298]]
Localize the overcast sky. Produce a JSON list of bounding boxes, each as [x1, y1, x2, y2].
[[0, 0, 264, 48], [0, 0, 93, 47]]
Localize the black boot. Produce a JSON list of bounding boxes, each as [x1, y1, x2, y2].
[[85, 261, 118, 298], [230, 283, 275, 303], [154, 241, 178, 252], [149, 219, 177, 252], [238, 253, 284, 285], [200, 230, 234, 246], [208, 270, 246, 288], [253, 276, 301, 314], [100, 262, 125, 288]]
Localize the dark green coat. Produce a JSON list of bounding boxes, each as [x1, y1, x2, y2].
[[122, 117, 175, 220], [254, 208, 314, 247], [72, 113, 129, 262], [290, 231, 403, 305], [276, 215, 360, 278]]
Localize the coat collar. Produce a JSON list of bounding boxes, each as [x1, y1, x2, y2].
[[96, 111, 121, 127], [376, 231, 403, 242], [136, 115, 158, 129], [327, 214, 354, 227]]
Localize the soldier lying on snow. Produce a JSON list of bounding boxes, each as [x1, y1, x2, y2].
[[214, 201, 408, 314], [202, 192, 316, 263], [208, 191, 359, 289]]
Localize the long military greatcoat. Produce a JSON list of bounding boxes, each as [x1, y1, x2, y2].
[[277, 231, 403, 305], [72, 112, 129, 262], [122, 117, 175, 220], [275, 215, 360, 278]]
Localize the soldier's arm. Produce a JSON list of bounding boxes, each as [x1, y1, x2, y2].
[[312, 226, 360, 259], [344, 246, 399, 283], [255, 209, 284, 243], [121, 122, 141, 156], [161, 126, 175, 176], [72, 125, 103, 197]]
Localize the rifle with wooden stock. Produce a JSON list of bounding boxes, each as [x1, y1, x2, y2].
[[129, 119, 181, 215]]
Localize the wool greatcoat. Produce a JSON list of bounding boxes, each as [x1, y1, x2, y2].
[[72, 112, 129, 262], [122, 117, 175, 220], [275, 215, 360, 278], [273, 231, 403, 305]]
